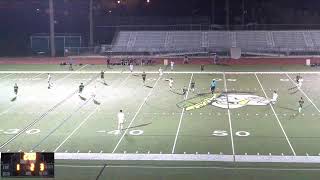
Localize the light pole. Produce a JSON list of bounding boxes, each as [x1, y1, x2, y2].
[[225, 0, 230, 30], [49, 0, 55, 57], [89, 0, 94, 47]]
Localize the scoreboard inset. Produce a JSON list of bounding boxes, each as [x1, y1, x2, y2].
[[1, 152, 54, 178]]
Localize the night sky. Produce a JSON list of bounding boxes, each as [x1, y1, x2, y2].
[[0, 0, 319, 56]]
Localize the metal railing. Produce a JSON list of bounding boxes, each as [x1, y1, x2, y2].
[[97, 24, 320, 31]]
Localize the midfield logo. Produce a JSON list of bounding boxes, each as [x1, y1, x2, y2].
[[177, 93, 270, 110]]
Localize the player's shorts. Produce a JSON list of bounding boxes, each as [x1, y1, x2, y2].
[[118, 120, 124, 124], [14, 90, 18, 94], [143, 77, 146, 81], [211, 86, 216, 91], [101, 76, 104, 79]]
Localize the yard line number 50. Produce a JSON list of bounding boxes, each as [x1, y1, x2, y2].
[[212, 130, 250, 137]]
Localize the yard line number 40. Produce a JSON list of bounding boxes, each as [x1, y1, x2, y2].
[[0, 129, 40, 135]]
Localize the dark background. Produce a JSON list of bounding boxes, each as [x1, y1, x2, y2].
[[1, 0, 320, 56]]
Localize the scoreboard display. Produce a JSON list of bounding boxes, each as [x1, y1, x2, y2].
[[1, 152, 54, 178]]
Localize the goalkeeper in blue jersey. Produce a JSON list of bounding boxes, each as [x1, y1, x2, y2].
[[210, 79, 216, 94]]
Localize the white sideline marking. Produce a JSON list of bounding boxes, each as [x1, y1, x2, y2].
[[54, 75, 131, 152], [112, 76, 162, 153], [2, 71, 320, 74], [223, 73, 235, 157], [280, 79, 289, 82], [0, 153, 320, 164], [36, 153, 320, 163], [255, 73, 296, 156], [286, 73, 320, 113], [54, 164, 320, 171], [171, 73, 194, 154], [0, 73, 13, 80]]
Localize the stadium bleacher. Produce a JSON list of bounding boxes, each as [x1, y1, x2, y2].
[[110, 30, 320, 54]]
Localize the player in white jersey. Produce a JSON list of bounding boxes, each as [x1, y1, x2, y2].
[[47, 73, 53, 89], [271, 90, 278, 104], [117, 110, 125, 133], [159, 67, 163, 76], [170, 61, 174, 71], [91, 85, 97, 101], [297, 77, 303, 89], [168, 78, 174, 89], [129, 63, 134, 73]]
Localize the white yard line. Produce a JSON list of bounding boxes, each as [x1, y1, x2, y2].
[[111, 77, 162, 153], [223, 73, 235, 157], [286, 73, 320, 113], [171, 73, 194, 154], [2, 71, 320, 74], [255, 73, 296, 156], [76, 64, 89, 71], [54, 75, 131, 152]]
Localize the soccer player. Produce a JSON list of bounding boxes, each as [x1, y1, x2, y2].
[[271, 90, 278, 104], [182, 86, 187, 95], [106, 57, 111, 69], [100, 70, 105, 84], [79, 83, 84, 95], [142, 71, 147, 84], [297, 77, 303, 89], [296, 74, 301, 84], [190, 81, 195, 92], [159, 67, 163, 77], [117, 110, 125, 133], [170, 61, 174, 71], [14, 83, 18, 96], [91, 85, 97, 98], [129, 63, 134, 73], [69, 63, 73, 71], [298, 97, 304, 113], [210, 79, 216, 94], [47, 73, 53, 89], [200, 64, 204, 72], [169, 78, 174, 89]]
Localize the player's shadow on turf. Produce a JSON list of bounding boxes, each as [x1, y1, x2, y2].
[[289, 90, 299, 95], [124, 122, 152, 130], [144, 85, 153, 89], [101, 82, 108, 86], [93, 99, 101, 105], [278, 106, 297, 112], [288, 86, 297, 90], [79, 95, 87, 101], [11, 97, 17, 102], [170, 89, 184, 96]]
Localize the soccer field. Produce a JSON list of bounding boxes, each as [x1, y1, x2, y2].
[[0, 64, 320, 179]]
